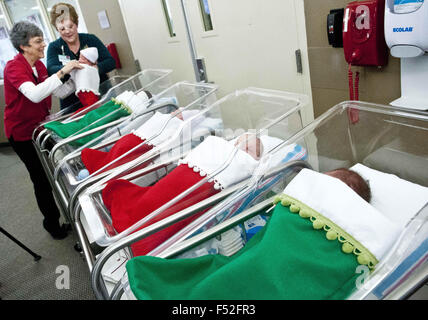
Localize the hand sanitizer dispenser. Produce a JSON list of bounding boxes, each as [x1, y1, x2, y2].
[[385, 0, 428, 110], [385, 0, 428, 57]]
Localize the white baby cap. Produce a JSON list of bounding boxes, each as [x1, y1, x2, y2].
[[127, 92, 152, 114], [137, 90, 152, 101], [115, 91, 135, 105], [80, 47, 99, 64]]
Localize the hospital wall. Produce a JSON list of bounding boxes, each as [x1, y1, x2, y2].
[[78, 0, 137, 77], [303, 0, 401, 118]]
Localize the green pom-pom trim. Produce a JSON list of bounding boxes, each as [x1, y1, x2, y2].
[[281, 199, 292, 207], [111, 98, 133, 115], [326, 230, 338, 241], [290, 204, 300, 213], [357, 253, 371, 266], [272, 194, 378, 270], [313, 219, 325, 230], [299, 209, 311, 219], [111, 97, 122, 106], [342, 242, 354, 254], [273, 196, 282, 205]]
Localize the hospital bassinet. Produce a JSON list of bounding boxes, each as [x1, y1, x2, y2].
[[33, 69, 172, 146], [32, 69, 173, 220], [55, 81, 218, 222], [79, 88, 310, 298], [32, 74, 133, 129], [94, 101, 428, 300]]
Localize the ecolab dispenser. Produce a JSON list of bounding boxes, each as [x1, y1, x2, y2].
[[385, 0, 428, 110], [385, 0, 428, 58]]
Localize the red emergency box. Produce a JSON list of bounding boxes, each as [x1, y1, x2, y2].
[[343, 0, 388, 67]]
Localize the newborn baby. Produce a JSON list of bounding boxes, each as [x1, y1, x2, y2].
[[326, 168, 371, 202], [53, 47, 101, 113], [234, 133, 263, 161], [102, 134, 266, 257], [124, 167, 399, 300]]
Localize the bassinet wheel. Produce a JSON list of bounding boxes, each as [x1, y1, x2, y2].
[[74, 242, 83, 253]]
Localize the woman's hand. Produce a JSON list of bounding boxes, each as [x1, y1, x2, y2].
[[56, 60, 83, 79]]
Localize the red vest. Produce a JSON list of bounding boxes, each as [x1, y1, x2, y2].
[[3, 53, 52, 141]]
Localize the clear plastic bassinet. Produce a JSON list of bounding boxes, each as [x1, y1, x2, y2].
[[32, 69, 173, 188], [82, 87, 310, 298], [31, 69, 173, 220], [33, 74, 132, 128], [98, 101, 427, 300], [54, 81, 218, 221], [33, 69, 172, 147]]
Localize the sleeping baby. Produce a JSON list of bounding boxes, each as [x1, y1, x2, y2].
[[101, 133, 280, 257], [326, 168, 371, 202], [124, 167, 403, 300]]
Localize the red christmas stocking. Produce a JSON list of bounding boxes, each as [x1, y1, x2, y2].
[[81, 111, 183, 174], [78, 91, 100, 108], [72, 91, 100, 115], [81, 133, 153, 174], [102, 164, 220, 255], [73, 91, 100, 115]]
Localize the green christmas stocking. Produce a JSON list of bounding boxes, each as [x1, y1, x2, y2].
[[44, 99, 130, 146], [126, 199, 368, 300]]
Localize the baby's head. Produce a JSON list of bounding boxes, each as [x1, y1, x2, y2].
[[325, 168, 371, 202], [79, 47, 98, 66], [234, 133, 264, 161], [171, 108, 184, 121]]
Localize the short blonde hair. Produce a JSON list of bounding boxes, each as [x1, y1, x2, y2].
[[50, 2, 79, 28]]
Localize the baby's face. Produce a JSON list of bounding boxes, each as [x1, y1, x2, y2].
[[235, 134, 263, 160], [170, 109, 184, 120], [79, 55, 94, 65]]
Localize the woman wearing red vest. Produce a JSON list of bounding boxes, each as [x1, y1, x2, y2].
[[3, 21, 81, 239]]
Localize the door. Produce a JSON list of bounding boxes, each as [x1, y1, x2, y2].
[[119, 0, 314, 124], [118, 0, 196, 84]]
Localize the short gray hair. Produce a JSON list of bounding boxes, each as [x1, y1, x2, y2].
[[10, 21, 43, 53]]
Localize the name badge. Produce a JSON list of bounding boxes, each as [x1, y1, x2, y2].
[[58, 54, 71, 65]]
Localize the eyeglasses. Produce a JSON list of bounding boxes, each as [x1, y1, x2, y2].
[[29, 38, 46, 46], [57, 23, 77, 33]]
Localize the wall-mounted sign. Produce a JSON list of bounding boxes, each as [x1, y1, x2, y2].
[[98, 10, 111, 29]]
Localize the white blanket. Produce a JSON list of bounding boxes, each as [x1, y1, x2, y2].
[[351, 163, 428, 227], [179, 135, 259, 190], [71, 65, 100, 96], [283, 169, 402, 262]]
